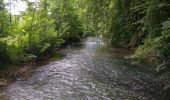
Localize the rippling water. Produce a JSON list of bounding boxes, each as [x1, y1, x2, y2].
[[6, 37, 165, 100]]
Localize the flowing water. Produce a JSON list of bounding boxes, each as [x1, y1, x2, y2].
[[5, 37, 166, 100]]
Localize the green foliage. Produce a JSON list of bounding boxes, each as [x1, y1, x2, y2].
[[110, 0, 170, 72], [51, 0, 84, 42], [85, 0, 114, 38], [0, 4, 10, 37], [0, 0, 83, 67], [133, 19, 170, 72], [5, 36, 27, 63]]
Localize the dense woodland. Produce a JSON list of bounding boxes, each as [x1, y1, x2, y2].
[[0, 0, 169, 75]]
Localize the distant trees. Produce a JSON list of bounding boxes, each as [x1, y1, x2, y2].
[[51, 0, 83, 42], [84, 0, 114, 38]]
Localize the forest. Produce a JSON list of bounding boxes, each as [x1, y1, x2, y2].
[[0, 0, 170, 99], [0, 0, 169, 74]]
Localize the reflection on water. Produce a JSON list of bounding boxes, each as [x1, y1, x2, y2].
[[6, 37, 165, 100]]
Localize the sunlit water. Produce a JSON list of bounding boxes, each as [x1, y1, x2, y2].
[[6, 37, 165, 100]]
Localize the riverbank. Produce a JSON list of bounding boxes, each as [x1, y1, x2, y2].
[[0, 48, 65, 99], [0, 60, 36, 99]]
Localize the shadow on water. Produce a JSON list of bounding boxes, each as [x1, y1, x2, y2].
[[5, 37, 169, 100]]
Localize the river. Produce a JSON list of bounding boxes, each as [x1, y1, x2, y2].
[[5, 37, 166, 100]]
